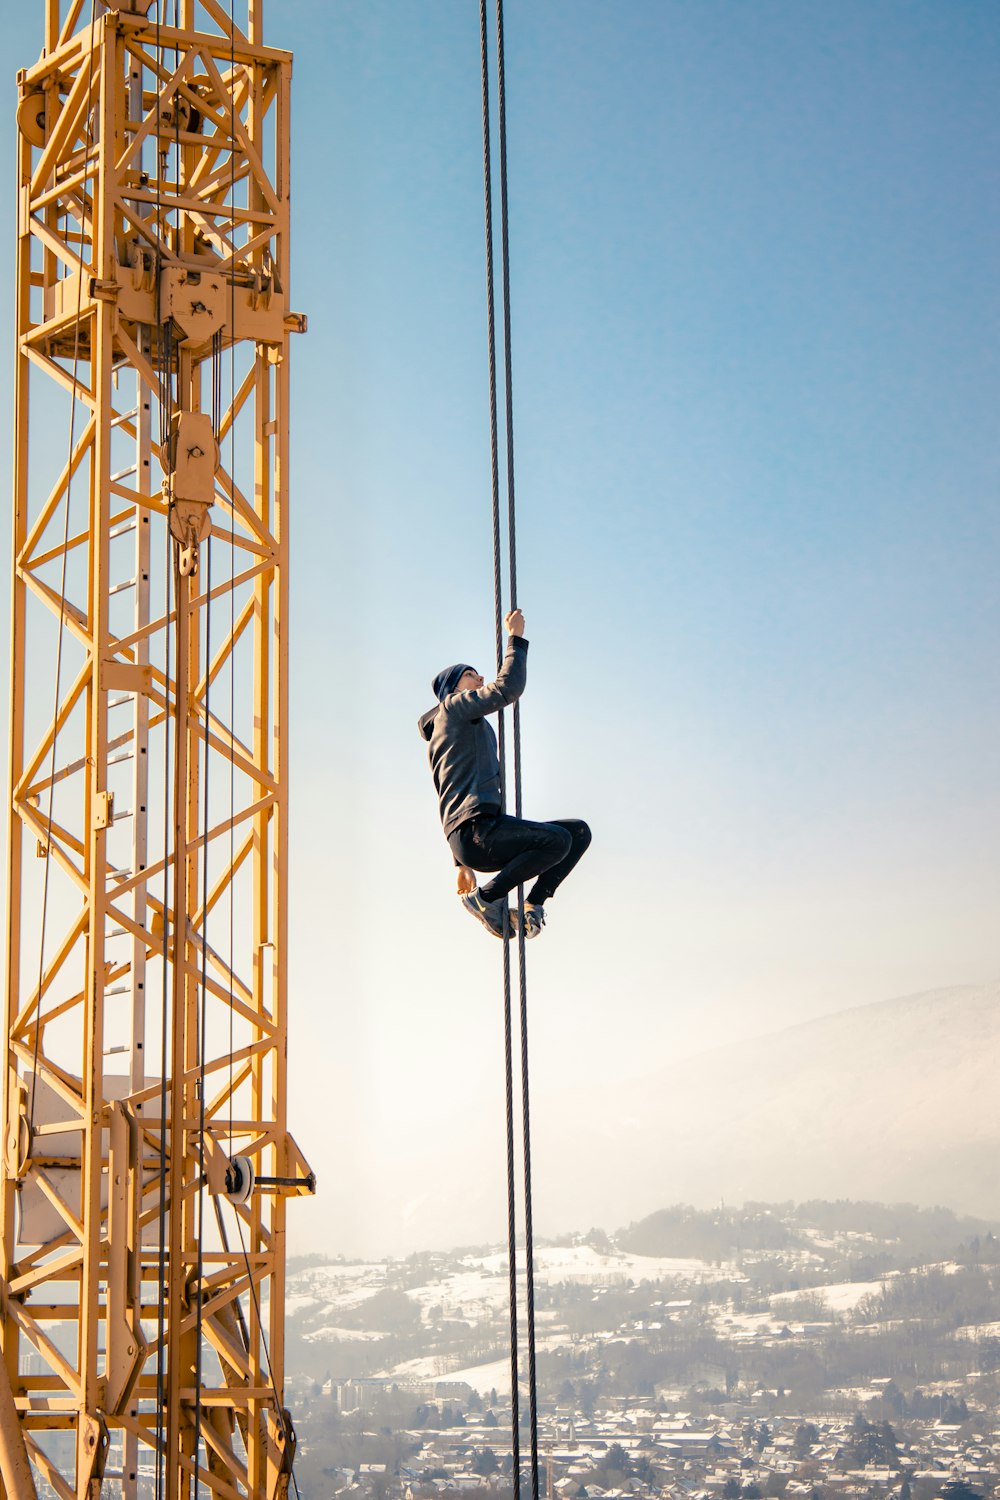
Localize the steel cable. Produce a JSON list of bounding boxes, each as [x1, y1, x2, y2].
[[153, 9, 174, 1489], [494, 2, 541, 1489], [192, 334, 221, 1496], [478, 4, 521, 1494], [479, 3, 539, 1496]]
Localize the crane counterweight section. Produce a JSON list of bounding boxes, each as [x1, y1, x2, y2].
[[2, 4, 310, 1496]]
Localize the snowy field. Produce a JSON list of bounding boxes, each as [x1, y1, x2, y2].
[[405, 1267, 511, 1319], [286, 1262, 390, 1320], [770, 1281, 880, 1314], [305, 1326, 387, 1345], [377, 1335, 569, 1396], [714, 1311, 784, 1339], [468, 1245, 741, 1286], [954, 1321, 1000, 1342], [381, 1354, 512, 1396]]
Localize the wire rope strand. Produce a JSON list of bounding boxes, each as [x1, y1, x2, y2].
[[479, 2, 522, 1493], [154, 515, 171, 1500], [479, 0, 509, 826], [479, 0, 505, 692], [517, 915, 540, 1500], [228, 0, 237, 1188], [513, 691, 540, 1500], [154, 538, 171, 1500], [162, 13, 190, 1488], [192, 354, 218, 1495], [231, 1200, 303, 1500], [493, 1, 541, 1492], [502, 906, 521, 1496], [154, 232, 167, 1500], [495, 0, 518, 619], [153, 12, 174, 1484]]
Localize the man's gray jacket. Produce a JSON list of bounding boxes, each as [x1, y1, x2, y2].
[[418, 636, 528, 839]]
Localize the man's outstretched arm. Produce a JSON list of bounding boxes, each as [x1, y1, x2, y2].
[[448, 609, 528, 719]]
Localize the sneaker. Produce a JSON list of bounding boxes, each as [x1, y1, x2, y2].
[[461, 889, 514, 939], [521, 904, 546, 940]]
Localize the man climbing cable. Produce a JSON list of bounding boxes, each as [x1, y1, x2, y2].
[[418, 607, 591, 939]]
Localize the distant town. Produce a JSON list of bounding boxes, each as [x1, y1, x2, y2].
[[280, 1201, 1000, 1500]]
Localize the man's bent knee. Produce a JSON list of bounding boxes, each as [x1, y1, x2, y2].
[[544, 823, 574, 862], [555, 819, 591, 852]]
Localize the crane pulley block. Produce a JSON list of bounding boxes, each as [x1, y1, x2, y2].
[[16, 85, 47, 148], [3, 1075, 29, 1181], [162, 410, 218, 575], [160, 265, 225, 344], [161, 410, 219, 507], [48, 248, 305, 353]]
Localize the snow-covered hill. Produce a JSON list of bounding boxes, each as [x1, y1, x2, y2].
[[285, 1241, 740, 1369]]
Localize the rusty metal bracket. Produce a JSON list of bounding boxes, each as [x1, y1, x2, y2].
[[267, 1408, 297, 1499], [77, 1412, 109, 1499]]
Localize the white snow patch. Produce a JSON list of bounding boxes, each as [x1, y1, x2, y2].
[[284, 1294, 321, 1317], [407, 1269, 511, 1320], [714, 1312, 779, 1337], [417, 1356, 510, 1396], [467, 1245, 740, 1285], [304, 1325, 388, 1345], [287, 1262, 392, 1317], [955, 1322, 1000, 1342], [771, 1281, 879, 1313], [372, 1352, 509, 1395]]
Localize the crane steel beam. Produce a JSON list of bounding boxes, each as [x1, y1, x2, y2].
[[3, 3, 311, 1496]]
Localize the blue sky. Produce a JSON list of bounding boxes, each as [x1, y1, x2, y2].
[[2, 2, 998, 1254]]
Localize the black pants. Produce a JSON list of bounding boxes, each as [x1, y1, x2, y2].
[[448, 812, 591, 906]]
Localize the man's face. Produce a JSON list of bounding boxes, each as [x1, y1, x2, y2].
[[457, 668, 483, 691]]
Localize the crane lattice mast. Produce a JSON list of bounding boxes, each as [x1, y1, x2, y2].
[[2, 2, 311, 1495]]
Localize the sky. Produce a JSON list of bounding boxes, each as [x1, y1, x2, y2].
[[1, 1, 998, 1257]]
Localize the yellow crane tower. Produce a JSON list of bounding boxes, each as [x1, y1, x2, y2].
[[2, 2, 312, 1495]]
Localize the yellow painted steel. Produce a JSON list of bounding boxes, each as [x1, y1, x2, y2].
[[2, 3, 310, 1495]]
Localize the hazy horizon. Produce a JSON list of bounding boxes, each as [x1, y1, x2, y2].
[[288, 980, 1000, 1259]]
